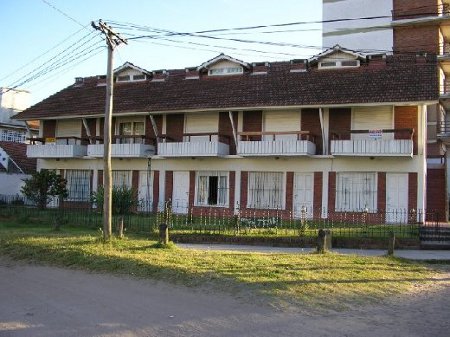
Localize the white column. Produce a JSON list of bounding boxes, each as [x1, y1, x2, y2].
[[322, 170, 329, 218], [159, 170, 165, 211], [234, 170, 241, 214]]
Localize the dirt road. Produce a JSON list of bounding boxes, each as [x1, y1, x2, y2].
[[0, 258, 449, 337]]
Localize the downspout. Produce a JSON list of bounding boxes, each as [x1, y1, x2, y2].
[[228, 111, 238, 148], [82, 118, 92, 144], [319, 108, 326, 155]]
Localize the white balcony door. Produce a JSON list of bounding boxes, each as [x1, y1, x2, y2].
[[293, 173, 313, 218], [184, 112, 219, 142], [386, 173, 408, 223], [172, 171, 190, 214], [352, 106, 393, 140], [263, 110, 300, 141]]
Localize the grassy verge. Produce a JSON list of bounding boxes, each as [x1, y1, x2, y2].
[[0, 222, 447, 311]]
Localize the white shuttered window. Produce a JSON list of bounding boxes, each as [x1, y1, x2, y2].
[[336, 173, 377, 212], [248, 172, 284, 209]]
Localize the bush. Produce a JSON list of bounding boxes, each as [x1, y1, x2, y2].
[[91, 186, 138, 215]]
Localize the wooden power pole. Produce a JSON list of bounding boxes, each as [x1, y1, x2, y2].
[[91, 20, 127, 241]]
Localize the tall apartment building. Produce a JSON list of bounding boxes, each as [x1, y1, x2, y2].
[[323, 0, 450, 217]]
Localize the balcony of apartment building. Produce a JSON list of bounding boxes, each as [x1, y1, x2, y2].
[[237, 131, 316, 156], [330, 129, 414, 157], [87, 135, 156, 158], [157, 133, 230, 157], [27, 136, 87, 158], [437, 121, 450, 144]]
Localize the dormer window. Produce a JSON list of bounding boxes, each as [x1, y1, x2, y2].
[[117, 75, 131, 82], [132, 74, 146, 81], [318, 59, 360, 69], [209, 66, 243, 76]]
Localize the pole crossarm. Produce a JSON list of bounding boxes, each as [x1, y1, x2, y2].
[[91, 20, 128, 49]]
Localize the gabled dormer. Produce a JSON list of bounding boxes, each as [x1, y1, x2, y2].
[[114, 62, 151, 82], [309, 45, 367, 70], [198, 54, 250, 76]]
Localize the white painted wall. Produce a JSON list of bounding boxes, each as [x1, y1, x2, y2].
[[323, 0, 393, 52], [0, 88, 31, 126], [0, 173, 30, 195]]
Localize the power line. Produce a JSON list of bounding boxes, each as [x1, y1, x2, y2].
[[40, 0, 85, 28]]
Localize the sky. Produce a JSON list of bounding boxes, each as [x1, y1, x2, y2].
[[1, 0, 322, 105]]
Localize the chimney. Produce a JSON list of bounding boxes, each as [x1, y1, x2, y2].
[[367, 54, 387, 68], [185, 67, 199, 80], [75, 77, 84, 85], [252, 62, 270, 75], [289, 59, 307, 72], [96, 75, 106, 86], [152, 70, 168, 82]]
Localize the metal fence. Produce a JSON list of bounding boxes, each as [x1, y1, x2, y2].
[[1, 194, 447, 241]]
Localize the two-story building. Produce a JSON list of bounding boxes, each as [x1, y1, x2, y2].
[[14, 47, 439, 222]]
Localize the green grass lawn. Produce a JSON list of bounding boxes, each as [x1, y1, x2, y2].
[[0, 221, 447, 311]]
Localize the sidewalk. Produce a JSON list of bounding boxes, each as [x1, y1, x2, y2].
[[178, 243, 450, 261]]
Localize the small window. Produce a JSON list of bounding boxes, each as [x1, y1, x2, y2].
[[133, 74, 146, 81], [117, 75, 130, 82], [341, 60, 359, 67], [319, 59, 360, 69], [209, 67, 243, 76], [320, 62, 337, 68]]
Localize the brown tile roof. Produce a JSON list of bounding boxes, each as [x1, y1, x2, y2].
[[0, 141, 36, 174], [14, 55, 439, 120]]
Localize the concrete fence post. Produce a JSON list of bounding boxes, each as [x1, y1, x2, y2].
[[387, 231, 395, 256], [317, 229, 332, 253], [159, 223, 169, 245]]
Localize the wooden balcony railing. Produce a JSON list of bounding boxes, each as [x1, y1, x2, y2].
[[89, 135, 156, 145], [28, 136, 86, 145], [159, 132, 231, 144], [331, 128, 414, 140]]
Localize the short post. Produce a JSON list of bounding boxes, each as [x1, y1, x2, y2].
[[387, 231, 395, 256], [317, 229, 332, 253], [159, 223, 169, 245], [117, 216, 124, 238]]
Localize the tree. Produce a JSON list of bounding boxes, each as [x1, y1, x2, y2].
[[21, 170, 68, 209]]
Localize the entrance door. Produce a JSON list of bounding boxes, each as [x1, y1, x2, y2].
[[386, 173, 408, 223], [293, 173, 314, 218], [172, 171, 190, 214]]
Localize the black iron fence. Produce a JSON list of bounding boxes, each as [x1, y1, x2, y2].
[[1, 195, 448, 242]]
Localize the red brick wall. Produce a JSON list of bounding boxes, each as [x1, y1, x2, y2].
[[394, 26, 440, 53], [145, 115, 162, 144], [302, 108, 322, 154], [219, 111, 237, 154], [285, 172, 294, 212], [377, 172, 386, 211], [165, 114, 184, 141], [165, 171, 173, 202], [153, 170, 159, 211], [314, 172, 323, 212], [243, 111, 262, 140], [240, 171, 248, 208], [408, 172, 418, 212], [426, 168, 447, 220], [229, 171, 235, 210], [328, 172, 336, 213], [329, 108, 351, 141], [42, 120, 56, 139], [394, 106, 418, 155], [393, 0, 438, 20], [132, 170, 139, 192], [189, 171, 195, 207]]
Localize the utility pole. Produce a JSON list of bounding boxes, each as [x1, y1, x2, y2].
[[91, 20, 127, 241]]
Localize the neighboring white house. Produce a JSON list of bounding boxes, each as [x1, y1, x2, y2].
[[0, 141, 36, 196], [0, 87, 38, 143]]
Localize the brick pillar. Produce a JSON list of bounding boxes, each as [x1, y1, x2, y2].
[[165, 171, 173, 202], [377, 172, 386, 211], [229, 171, 235, 210], [285, 172, 294, 212], [132, 170, 139, 191], [240, 171, 248, 209], [314, 172, 323, 218], [408, 172, 418, 212], [153, 170, 159, 211], [98, 170, 103, 187], [328, 172, 336, 213], [189, 171, 195, 208]]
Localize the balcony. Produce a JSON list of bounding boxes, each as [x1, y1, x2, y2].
[[437, 121, 450, 145], [331, 129, 414, 157], [237, 131, 316, 156], [87, 135, 155, 158], [157, 133, 230, 157], [27, 137, 87, 158]]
